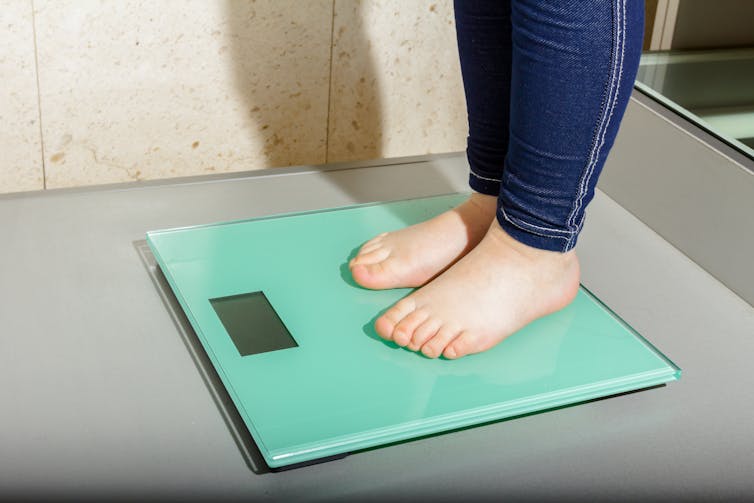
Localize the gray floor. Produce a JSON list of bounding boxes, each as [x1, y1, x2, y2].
[[1, 148, 753, 499]]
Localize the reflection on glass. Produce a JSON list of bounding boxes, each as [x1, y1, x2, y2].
[[636, 48, 754, 158]]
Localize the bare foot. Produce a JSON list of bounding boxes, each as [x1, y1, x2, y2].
[[374, 222, 581, 359], [349, 193, 497, 289]]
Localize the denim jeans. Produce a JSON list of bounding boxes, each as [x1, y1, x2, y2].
[[454, 0, 644, 252]]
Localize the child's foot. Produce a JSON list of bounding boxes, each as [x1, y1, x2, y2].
[[374, 222, 581, 359], [349, 193, 497, 289]]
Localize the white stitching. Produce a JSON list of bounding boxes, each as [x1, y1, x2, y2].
[[573, 0, 626, 244], [499, 206, 572, 240], [470, 170, 502, 183], [569, 0, 623, 231], [566, 0, 626, 249]]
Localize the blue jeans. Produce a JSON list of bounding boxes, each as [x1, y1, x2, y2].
[[454, 0, 644, 252]]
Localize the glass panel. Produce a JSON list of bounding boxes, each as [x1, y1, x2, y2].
[[636, 48, 754, 158], [147, 194, 680, 469]]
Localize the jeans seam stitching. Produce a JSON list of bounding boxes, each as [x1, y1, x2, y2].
[[500, 198, 576, 234], [564, 0, 626, 249], [470, 170, 502, 183], [499, 206, 571, 240], [572, 0, 627, 247], [567, 0, 621, 226]]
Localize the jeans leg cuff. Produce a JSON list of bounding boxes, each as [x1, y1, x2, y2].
[[495, 210, 576, 252], [469, 173, 501, 196]]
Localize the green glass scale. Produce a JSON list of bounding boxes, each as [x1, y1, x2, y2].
[[146, 194, 680, 470]]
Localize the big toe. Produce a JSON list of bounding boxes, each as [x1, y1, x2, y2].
[[350, 246, 390, 267], [350, 260, 400, 289]]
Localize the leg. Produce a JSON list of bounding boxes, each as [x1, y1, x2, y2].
[[348, 1, 512, 290], [499, 0, 643, 252], [457, 0, 512, 198], [375, 0, 645, 358]]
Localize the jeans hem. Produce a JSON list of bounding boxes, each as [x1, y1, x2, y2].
[[496, 209, 576, 253], [469, 172, 501, 196]]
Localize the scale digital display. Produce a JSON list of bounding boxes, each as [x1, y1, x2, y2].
[[210, 292, 297, 357]]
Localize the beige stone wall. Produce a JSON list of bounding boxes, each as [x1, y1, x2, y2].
[[0, 0, 467, 194], [1, 0, 44, 192]]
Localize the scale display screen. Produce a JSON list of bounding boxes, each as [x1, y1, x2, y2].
[[210, 292, 297, 356]]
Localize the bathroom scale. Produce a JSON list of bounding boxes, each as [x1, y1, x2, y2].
[[146, 193, 680, 469]]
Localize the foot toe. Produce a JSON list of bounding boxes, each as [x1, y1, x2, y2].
[[357, 235, 387, 255], [375, 297, 417, 340], [350, 247, 390, 266], [407, 318, 441, 351], [421, 325, 461, 359], [355, 243, 380, 256], [443, 331, 478, 359], [351, 260, 401, 289], [366, 232, 388, 245], [355, 233, 388, 256], [392, 309, 429, 347]]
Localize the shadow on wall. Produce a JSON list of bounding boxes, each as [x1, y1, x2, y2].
[[225, 0, 383, 170], [326, 0, 384, 163]]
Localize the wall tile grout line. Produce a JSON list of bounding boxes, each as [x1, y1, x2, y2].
[[30, 0, 46, 190], [324, 0, 336, 164]]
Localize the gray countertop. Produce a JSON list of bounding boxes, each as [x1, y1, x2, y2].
[[1, 149, 753, 501]]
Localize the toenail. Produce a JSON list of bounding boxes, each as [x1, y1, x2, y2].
[[394, 331, 407, 345], [445, 347, 457, 359]]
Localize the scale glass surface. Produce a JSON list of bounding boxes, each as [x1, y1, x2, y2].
[[146, 193, 680, 469]]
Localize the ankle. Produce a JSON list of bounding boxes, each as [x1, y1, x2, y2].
[[455, 193, 497, 232], [487, 221, 579, 267], [466, 192, 498, 216]]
